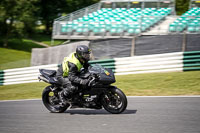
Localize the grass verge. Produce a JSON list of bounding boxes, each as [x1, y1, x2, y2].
[[114, 71, 200, 96], [0, 38, 45, 69], [0, 82, 48, 100], [0, 38, 44, 52], [0, 48, 31, 70], [30, 34, 65, 46], [0, 71, 200, 100]]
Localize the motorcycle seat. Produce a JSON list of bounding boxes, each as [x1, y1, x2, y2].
[[39, 69, 61, 85], [39, 69, 56, 77]]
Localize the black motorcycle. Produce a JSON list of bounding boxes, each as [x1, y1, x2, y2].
[[38, 64, 127, 114]]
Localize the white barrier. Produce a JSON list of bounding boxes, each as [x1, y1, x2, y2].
[[114, 52, 183, 75], [1, 64, 58, 85], [0, 52, 184, 85], [3, 64, 58, 72], [115, 52, 183, 62], [115, 60, 183, 69], [3, 80, 39, 86], [115, 68, 183, 75]]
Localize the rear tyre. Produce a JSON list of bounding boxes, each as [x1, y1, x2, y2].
[[42, 85, 69, 113], [101, 87, 127, 114]]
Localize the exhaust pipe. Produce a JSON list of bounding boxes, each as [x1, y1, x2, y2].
[[38, 75, 50, 83]]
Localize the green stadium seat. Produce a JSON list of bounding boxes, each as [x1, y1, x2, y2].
[[61, 7, 173, 35], [169, 25, 176, 32], [187, 23, 196, 32], [76, 28, 83, 33], [176, 23, 186, 32], [109, 24, 124, 34], [61, 24, 74, 33], [93, 28, 100, 34], [169, 7, 200, 33], [196, 25, 200, 32], [82, 24, 90, 33]]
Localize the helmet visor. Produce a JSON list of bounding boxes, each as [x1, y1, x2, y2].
[[82, 52, 90, 61]]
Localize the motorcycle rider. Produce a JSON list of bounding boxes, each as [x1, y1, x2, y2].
[[56, 45, 92, 106]]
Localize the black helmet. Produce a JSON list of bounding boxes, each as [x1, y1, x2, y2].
[[76, 45, 91, 61]]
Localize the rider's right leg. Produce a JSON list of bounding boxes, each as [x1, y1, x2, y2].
[[57, 77, 77, 107]]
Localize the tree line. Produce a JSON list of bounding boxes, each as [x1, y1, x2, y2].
[[0, 0, 189, 47], [0, 0, 99, 47]]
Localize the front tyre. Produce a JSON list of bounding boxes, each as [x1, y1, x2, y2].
[[42, 85, 69, 113], [101, 87, 127, 114]]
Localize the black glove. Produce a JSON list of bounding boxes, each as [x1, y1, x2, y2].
[[88, 80, 96, 87], [80, 79, 89, 86]]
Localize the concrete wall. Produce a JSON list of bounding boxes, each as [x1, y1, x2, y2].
[[31, 41, 90, 66]]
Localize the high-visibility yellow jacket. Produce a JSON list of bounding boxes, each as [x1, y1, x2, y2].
[[62, 53, 83, 77]]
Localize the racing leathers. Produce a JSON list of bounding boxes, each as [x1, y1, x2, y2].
[[56, 52, 90, 104]]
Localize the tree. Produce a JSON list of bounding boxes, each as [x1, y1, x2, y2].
[[65, 0, 99, 13], [176, 0, 190, 15], [0, 0, 17, 47], [0, 0, 39, 47], [37, 0, 99, 35], [18, 0, 39, 36], [37, 0, 67, 35]]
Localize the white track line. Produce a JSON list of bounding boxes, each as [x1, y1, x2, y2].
[[127, 96, 200, 98], [1, 96, 200, 102], [0, 99, 41, 102]]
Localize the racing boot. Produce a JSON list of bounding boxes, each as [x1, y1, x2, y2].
[[58, 90, 69, 107], [58, 84, 77, 107]]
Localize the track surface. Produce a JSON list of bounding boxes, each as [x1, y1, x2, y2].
[[0, 97, 200, 133]]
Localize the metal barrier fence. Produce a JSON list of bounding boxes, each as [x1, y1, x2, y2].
[[1, 51, 200, 86], [0, 64, 59, 86], [183, 51, 200, 71], [53, 3, 101, 40]]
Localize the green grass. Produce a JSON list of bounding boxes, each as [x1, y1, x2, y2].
[[0, 82, 48, 100], [114, 71, 200, 96], [30, 34, 65, 46], [0, 38, 46, 69], [0, 38, 44, 52], [0, 71, 200, 100], [0, 47, 31, 70]]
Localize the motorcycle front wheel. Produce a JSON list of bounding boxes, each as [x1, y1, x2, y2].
[[101, 87, 127, 114], [42, 85, 69, 113]]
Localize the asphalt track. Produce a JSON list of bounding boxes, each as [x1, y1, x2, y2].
[[0, 97, 200, 133]]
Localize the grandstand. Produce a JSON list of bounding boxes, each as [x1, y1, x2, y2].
[[49, 0, 200, 60], [169, 7, 200, 33], [52, 0, 176, 40], [169, 0, 200, 33]]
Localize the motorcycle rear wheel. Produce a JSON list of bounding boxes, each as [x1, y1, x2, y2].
[[42, 85, 69, 113], [101, 87, 127, 114]]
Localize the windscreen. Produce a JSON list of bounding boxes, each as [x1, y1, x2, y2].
[[89, 64, 116, 84], [89, 64, 105, 74]]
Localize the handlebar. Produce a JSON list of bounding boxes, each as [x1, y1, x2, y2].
[[88, 73, 100, 86], [88, 76, 96, 86]]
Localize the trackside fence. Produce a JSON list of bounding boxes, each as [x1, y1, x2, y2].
[[1, 51, 200, 86], [0, 64, 59, 86], [183, 51, 200, 71]]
